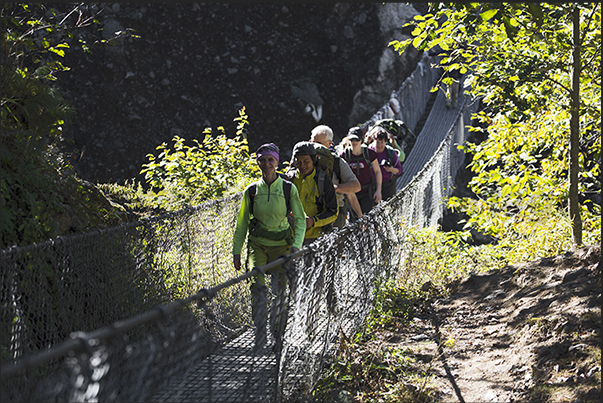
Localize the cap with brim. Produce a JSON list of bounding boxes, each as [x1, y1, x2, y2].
[[347, 126, 364, 138], [292, 141, 317, 157], [347, 134, 361, 142]]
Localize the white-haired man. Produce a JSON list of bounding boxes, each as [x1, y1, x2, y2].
[[310, 125, 363, 228]]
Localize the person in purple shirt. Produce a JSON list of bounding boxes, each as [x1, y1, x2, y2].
[[367, 126, 403, 201], [339, 129, 382, 214]]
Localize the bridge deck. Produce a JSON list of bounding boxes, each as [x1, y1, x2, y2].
[[151, 329, 277, 403], [397, 83, 467, 191]]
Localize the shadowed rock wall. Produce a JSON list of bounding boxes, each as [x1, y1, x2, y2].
[[54, 3, 424, 183]]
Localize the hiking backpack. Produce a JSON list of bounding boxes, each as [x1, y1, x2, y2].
[[284, 156, 338, 235], [311, 167, 335, 234], [375, 118, 413, 142], [314, 143, 341, 183]]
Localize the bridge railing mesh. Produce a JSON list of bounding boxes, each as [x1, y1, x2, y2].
[[1, 53, 479, 402], [361, 54, 443, 135], [0, 193, 253, 401], [278, 97, 478, 402]]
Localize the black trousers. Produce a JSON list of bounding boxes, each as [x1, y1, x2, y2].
[[356, 190, 375, 214], [382, 177, 398, 201]]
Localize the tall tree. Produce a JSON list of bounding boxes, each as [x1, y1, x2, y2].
[[390, 3, 601, 248], [569, 6, 582, 245]]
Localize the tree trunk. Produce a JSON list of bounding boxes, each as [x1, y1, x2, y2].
[[569, 6, 582, 247]]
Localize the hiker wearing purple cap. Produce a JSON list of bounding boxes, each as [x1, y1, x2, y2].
[[232, 142, 306, 353]]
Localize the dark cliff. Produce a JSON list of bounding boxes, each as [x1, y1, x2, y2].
[[54, 3, 425, 184]]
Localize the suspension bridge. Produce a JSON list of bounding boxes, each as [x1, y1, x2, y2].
[[1, 53, 480, 403]]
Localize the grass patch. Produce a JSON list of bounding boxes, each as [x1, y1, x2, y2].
[[312, 338, 441, 403]]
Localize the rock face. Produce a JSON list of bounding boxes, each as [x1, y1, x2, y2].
[[55, 3, 425, 184]]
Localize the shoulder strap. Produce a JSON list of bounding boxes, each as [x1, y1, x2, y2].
[[277, 173, 293, 212], [361, 145, 371, 165], [282, 178, 292, 213], [344, 148, 358, 177], [248, 184, 257, 215], [386, 145, 395, 162], [315, 169, 326, 202], [362, 146, 376, 181], [332, 153, 341, 181], [249, 178, 292, 215]]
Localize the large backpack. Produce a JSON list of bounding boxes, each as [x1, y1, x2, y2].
[[314, 143, 341, 183], [312, 168, 335, 234], [284, 158, 338, 234], [375, 118, 413, 142]]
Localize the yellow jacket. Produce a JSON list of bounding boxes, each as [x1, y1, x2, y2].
[[290, 168, 338, 240]]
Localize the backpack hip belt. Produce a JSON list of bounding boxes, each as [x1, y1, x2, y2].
[[249, 218, 294, 244]]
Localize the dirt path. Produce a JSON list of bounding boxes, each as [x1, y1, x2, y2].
[[390, 243, 601, 402]]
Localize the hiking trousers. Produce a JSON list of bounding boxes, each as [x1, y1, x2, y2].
[[356, 190, 375, 214], [382, 177, 398, 201], [246, 239, 291, 353]]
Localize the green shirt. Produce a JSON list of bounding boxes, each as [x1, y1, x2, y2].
[[232, 175, 306, 255]]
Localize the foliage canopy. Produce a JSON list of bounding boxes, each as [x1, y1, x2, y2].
[[1, 4, 134, 248], [390, 2, 601, 247], [2, 5, 88, 247]]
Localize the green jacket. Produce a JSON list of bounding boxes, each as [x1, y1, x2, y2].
[[291, 168, 339, 240], [232, 176, 306, 255]]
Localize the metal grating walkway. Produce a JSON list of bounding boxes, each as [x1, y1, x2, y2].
[[397, 82, 467, 191], [151, 330, 278, 402]]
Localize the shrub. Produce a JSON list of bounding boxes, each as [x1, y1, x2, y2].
[[139, 107, 259, 211]]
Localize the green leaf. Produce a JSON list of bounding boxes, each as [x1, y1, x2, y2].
[[502, 184, 511, 197], [412, 34, 426, 50], [526, 3, 544, 24], [481, 9, 499, 22]]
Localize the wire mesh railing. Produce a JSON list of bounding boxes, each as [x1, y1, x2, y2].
[[1, 53, 479, 402], [278, 92, 479, 402]]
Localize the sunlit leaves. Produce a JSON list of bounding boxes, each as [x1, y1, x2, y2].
[[391, 3, 600, 247], [480, 9, 498, 22], [448, 107, 600, 245], [391, 3, 599, 120], [140, 108, 260, 211]]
